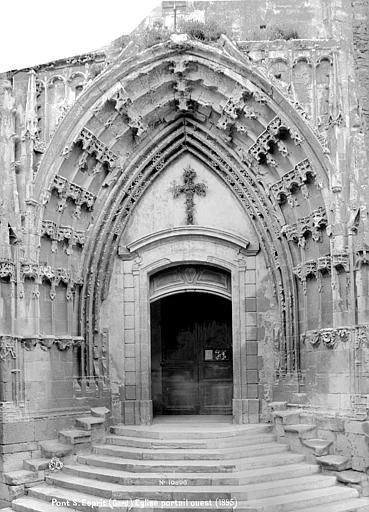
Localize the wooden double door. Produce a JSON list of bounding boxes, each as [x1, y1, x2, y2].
[[151, 292, 233, 415]]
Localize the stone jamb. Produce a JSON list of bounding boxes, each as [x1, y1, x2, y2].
[[120, 230, 258, 425]]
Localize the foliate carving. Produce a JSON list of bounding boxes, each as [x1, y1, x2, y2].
[[302, 330, 320, 346], [111, 87, 148, 137], [49, 175, 96, 216], [55, 337, 73, 351], [320, 329, 338, 349], [0, 336, 17, 360], [0, 260, 15, 281], [22, 337, 39, 351], [39, 337, 55, 351], [302, 327, 351, 349], [76, 127, 117, 173], [270, 159, 316, 206], [281, 207, 328, 247], [19, 335, 82, 352]]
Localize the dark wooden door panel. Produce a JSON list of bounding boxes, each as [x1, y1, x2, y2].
[[162, 366, 198, 414], [199, 361, 232, 414], [200, 381, 233, 414], [151, 292, 233, 416]]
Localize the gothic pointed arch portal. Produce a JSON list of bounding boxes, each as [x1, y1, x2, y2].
[[34, 34, 332, 424]]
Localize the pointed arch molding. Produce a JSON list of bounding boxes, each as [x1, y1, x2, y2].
[[35, 36, 333, 382]]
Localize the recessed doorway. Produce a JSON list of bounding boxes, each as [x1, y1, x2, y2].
[[151, 292, 233, 416]]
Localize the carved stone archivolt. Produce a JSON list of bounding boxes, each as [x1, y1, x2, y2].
[[110, 87, 148, 137], [19, 263, 82, 300], [248, 116, 296, 165], [41, 221, 85, 254], [48, 174, 96, 216], [32, 37, 333, 385], [270, 159, 316, 207], [281, 207, 328, 247], [75, 127, 118, 173], [293, 256, 332, 281]]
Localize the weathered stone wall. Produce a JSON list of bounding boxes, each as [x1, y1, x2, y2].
[[154, 0, 329, 39], [352, 0, 369, 139]]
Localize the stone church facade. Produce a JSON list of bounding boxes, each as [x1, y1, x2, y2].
[[1, 0, 369, 505]]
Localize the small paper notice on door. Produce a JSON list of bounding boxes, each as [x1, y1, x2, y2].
[[204, 349, 213, 361]]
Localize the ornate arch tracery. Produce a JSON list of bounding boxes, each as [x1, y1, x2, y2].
[[34, 35, 333, 388]]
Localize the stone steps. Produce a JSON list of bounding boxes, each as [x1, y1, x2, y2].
[[92, 440, 288, 460], [38, 440, 73, 459], [297, 498, 369, 511], [105, 432, 277, 448], [244, 486, 359, 511], [45, 472, 338, 500], [64, 461, 319, 486], [12, 498, 76, 512], [23, 460, 50, 472], [75, 417, 105, 430], [110, 423, 272, 439], [58, 430, 91, 445], [7, 419, 369, 512], [15, 486, 369, 512], [78, 450, 306, 472], [3, 471, 44, 487]]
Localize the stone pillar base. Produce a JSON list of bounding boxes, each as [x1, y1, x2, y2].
[[122, 400, 153, 425], [233, 399, 260, 424]]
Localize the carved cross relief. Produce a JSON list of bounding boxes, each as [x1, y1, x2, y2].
[[172, 165, 207, 224]]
